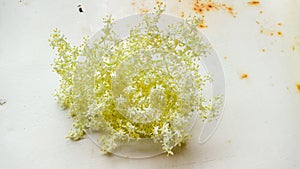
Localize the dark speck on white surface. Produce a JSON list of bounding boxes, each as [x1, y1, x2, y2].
[[77, 4, 83, 13], [18, 0, 29, 6], [0, 99, 6, 106]]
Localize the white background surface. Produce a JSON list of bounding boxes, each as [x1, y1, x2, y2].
[[0, 0, 300, 168]]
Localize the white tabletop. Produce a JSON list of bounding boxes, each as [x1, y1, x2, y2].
[[1, 0, 300, 168]]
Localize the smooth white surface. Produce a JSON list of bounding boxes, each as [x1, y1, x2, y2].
[[0, 0, 300, 168]]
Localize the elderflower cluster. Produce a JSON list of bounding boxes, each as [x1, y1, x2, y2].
[[49, 2, 218, 155]]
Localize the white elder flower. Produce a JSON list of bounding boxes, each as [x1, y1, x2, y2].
[[153, 126, 159, 135], [161, 123, 171, 135], [124, 85, 136, 94], [174, 130, 181, 137], [127, 122, 135, 131], [155, 84, 165, 91], [143, 106, 153, 114], [116, 95, 125, 104], [128, 107, 136, 118], [110, 72, 116, 77]]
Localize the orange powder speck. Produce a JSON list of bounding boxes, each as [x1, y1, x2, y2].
[[277, 31, 282, 36], [248, 1, 260, 6], [277, 22, 282, 26], [261, 49, 266, 52], [139, 8, 149, 14], [260, 29, 264, 33], [270, 32, 274, 36], [193, 0, 236, 17], [224, 56, 228, 60], [198, 16, 208, 28], [181, 11, 185, 18], [131, 2, 136, 6], [226, 7, 236, 17], [241, 74, 249, 79], [198, 23, 208, 28], [256, 20, 260, 25], [296, 84, 300, 93], [259, 10, 263, 14]]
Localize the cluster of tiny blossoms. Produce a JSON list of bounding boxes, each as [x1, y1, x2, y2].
[[49, 3, 214, 155]]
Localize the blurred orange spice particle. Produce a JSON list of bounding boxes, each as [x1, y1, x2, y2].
[[193, 0, 236, 17], [199, 22, 208, 28], [181, 12, 185, 18], [241, 74, 249, 79], [248, 1, 260, 6], [296, 84, 300, 93], [139, 8, 149, 14]]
